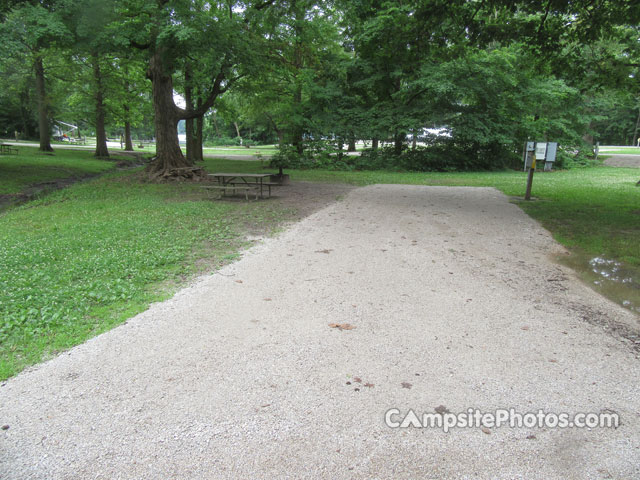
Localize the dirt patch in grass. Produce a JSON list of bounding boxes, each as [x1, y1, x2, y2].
[[237, 180, 355, 235], [264, 181, 355, 221], [149, 180, 356, 293], [0, 176, 95, 212]]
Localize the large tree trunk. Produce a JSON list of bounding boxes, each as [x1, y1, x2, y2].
[[372, 138, 379, 150], [186, 117, 198, 161], [184, 63, 196, 163], [124, 119, 134, 151], [347, 132, 356, 152], [632, 104, 640, 147], [147, 51, 191, 175], [394, 130, 405, 156], [93, 57, 109, 158], [194, 114, 204, 162], [34, 55, 53, 152]]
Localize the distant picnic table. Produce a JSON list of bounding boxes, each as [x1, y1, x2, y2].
[[0, 144, 18, 155], [205, 172, 279, 200]]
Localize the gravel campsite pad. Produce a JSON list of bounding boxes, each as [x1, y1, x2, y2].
[[1, 185, 639, 479]]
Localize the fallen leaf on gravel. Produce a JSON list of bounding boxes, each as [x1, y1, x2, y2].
[[328, 323, 355, 331], [401, 382, 412, 389], [526, 434, 536, 440], [354, 377, 362, 383], [315, 249, 333, 254], [346, 381, 351, 385], [354, 388, 360, 392], [481, 427, 491, 435], [263, 298, 272, 301], [261, 404, 271, 408], [235, 280, 243, 283], [521, 326, 530, 331], [435, 405, 450, 415], [1, 425, 9, 430], [364, 383, 375, 388], [549, 358, 558, 363]]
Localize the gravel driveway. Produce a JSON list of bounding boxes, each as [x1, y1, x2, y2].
[[1, 185, 639, 479]]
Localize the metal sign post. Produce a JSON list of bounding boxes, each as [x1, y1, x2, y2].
[[524, 141, 537, 200], [523, 141, 558, 199]]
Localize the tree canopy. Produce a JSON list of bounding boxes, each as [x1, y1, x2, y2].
[[0, 0, 638, 173]]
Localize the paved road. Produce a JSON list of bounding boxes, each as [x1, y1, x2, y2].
[[1, 185, 639, 479]]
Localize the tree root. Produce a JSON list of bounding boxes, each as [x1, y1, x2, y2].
[[145, 165, 207, 182]]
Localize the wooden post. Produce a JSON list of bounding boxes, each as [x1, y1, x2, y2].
[[525, 142, 537, 201]]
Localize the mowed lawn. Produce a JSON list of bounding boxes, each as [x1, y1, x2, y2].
[[0, 153, 286, 379], [599, 148, 640, 155]]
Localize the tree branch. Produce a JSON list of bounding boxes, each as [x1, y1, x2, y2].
[[177, 70, 245, 120], [130, 40, 150, 50]]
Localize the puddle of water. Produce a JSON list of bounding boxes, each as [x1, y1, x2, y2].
[[560, 253, 640, 315]]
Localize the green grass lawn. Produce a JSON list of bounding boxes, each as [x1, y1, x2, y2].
[[0, 147, 116, 194], [0, 161, 289, 379], [599, 148, 640, 155]]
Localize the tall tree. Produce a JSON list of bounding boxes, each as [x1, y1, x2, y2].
[[1, 2, 69, 152], [116, 0, 251, 176], [247, 0, 345, 155]]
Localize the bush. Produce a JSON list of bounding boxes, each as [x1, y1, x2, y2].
[[554, 148, 600, 169], [270, 145, 313, 173], [269, 139, 597, 173], [336, 141, 518, 172]]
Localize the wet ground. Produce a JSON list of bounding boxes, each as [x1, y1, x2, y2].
[[561, 253, 640, 315]]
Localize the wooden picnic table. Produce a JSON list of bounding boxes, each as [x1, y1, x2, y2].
[[207, 173, 276, 198], [0, 144, 18, 155]]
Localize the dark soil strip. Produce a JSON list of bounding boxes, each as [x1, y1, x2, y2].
[[0, 152, 148, 214]]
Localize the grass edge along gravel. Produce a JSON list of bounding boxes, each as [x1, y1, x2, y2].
[[0, 169, 289, 379]]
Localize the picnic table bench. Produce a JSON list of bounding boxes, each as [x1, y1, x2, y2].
[[205, 173, 281, 200], [0, 144, 18, 155]]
